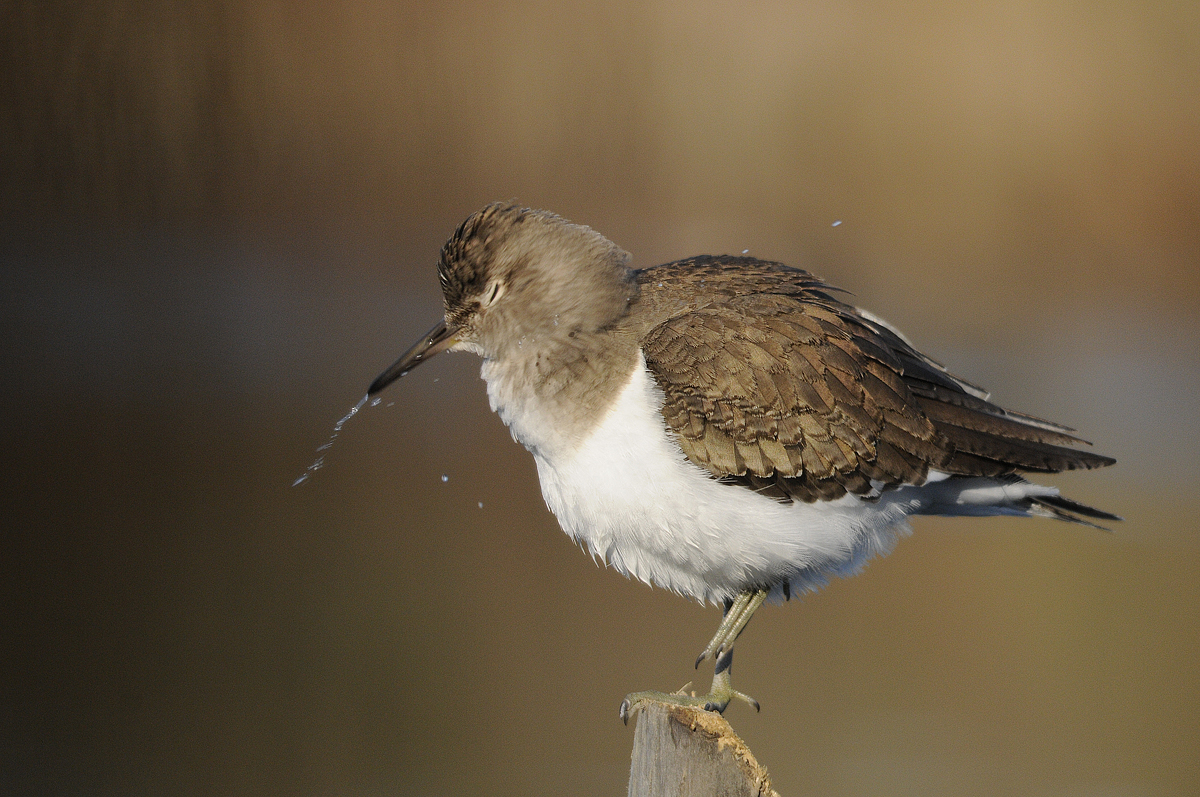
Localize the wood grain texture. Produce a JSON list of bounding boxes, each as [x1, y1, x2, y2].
[[628, 700, 778, 797]]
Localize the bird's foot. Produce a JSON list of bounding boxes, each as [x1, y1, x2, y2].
[[618, 652, 759, 725], [618, 685, 759, 725]]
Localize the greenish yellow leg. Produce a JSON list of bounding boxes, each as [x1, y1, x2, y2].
[[620, 588, 768, 724], [695, 589, 768, 667]]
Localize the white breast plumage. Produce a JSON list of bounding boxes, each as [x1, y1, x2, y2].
[[517, 353, 913, 604]]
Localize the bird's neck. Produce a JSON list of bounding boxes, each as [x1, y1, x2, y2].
[[480, 328, 641, 460]]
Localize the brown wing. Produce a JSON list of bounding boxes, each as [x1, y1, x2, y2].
[[640, 268, 1114, 503]]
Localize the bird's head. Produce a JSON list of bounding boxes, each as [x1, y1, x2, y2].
[[369, 202, 636, 395]]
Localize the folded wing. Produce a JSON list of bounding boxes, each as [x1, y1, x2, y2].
[[639, 260, 1115, 505]]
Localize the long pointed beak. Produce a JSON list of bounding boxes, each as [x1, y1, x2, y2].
[[367, 319, 461, 395]]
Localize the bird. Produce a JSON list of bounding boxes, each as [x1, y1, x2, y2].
[[367, 201, 1118, 723]]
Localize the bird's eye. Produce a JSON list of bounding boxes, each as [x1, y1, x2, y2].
[[480, 280, 504, 308]]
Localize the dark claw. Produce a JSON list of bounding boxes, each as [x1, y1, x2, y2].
[[694, 652, 706, 669], [619, 699, 631, 725]]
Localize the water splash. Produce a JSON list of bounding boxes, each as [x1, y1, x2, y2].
[[292, 394, 372, 486]]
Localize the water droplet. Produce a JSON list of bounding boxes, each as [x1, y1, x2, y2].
[[333, 395, 368, 432], [370, 397, 382, 407], [831, 220, 842, 227], [292, 394, 372, 486], [477, 501, 484, 509], [441, 474, 449, 483], [742, 249, 749, 254]]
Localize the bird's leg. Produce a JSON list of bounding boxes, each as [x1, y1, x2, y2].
[[620, 588, 768, 724], [695, 589, 767, 667]]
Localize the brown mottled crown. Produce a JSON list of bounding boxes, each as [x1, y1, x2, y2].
[[435, 202, 635, 344], [437, 202, 530, 323]]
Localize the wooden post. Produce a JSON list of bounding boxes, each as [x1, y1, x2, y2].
[[627, 699, 779, 797]]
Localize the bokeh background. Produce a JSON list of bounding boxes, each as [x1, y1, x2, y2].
[[3, 2, 1198, 795]]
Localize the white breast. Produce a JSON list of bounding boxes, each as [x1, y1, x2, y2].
[[522, 354, 916, 604]]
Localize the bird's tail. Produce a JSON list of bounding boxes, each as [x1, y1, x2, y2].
[[905, 472, 1121, 530]]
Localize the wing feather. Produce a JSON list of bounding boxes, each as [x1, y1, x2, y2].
[[637, 258, 1114, 503]]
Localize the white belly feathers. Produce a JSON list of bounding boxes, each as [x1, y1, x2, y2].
[[517, 354, 913, 603]]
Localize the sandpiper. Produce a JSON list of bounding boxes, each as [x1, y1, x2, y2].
[[368, 202, 1118, 723]]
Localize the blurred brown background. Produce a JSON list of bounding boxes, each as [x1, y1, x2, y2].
[[2, 2, 1197, 795]]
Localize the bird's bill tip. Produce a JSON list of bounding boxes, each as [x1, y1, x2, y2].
[[367, 319, 460, 395]]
